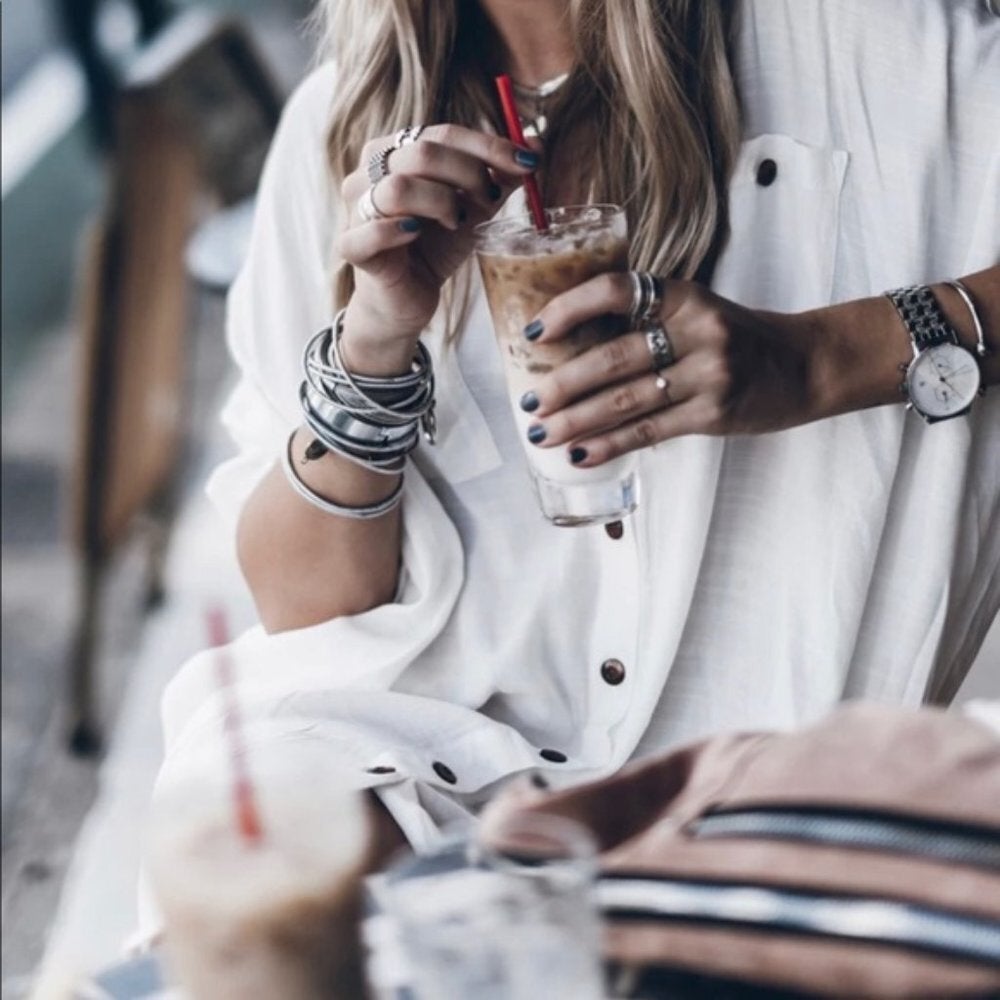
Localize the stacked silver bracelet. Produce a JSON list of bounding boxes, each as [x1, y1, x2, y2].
[[283, 308, 436, 519]]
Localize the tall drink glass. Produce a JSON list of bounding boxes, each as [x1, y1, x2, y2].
[[146, 748, 372, 1000], [475, 204, 638, 526]]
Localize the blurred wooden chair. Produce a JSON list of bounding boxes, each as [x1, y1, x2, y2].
[[68, 11, 282, 754]]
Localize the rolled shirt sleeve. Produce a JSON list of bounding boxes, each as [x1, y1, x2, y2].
[[158, 63, 499, 856]]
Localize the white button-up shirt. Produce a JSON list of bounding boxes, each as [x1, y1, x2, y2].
[[158, 0, 1000, 851]]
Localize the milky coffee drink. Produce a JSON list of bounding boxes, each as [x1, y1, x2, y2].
[[476, 205, 638, 525]]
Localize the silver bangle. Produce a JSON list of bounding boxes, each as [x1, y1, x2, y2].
[[301, 309, 437, 445], [301, 413, 408, 476], [281, 432, 404, 519], [301, 396, 416, 474], [946, 279, 991, 359], [330, 321, 435, 428], [302, 383, 415, 446]]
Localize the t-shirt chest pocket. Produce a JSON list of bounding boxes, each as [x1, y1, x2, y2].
[[711, 134, 849, 312]]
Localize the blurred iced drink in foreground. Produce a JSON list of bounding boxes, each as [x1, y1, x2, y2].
[[146, 747, 372, 1000]]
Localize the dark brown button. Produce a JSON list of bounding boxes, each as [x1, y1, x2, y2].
[[366, 766, 396, 775], [539, 749, 567, 763], [432, 761, 458, 784], [756, 158, 778, 187], [600, 658, 626, 685], [604, 521, 624, 540]]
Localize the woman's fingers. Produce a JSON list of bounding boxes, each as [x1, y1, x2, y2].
[[567, 398, 708, 467], [355, 173, 466, 230], [528, 273, 692, 347], [408, 123, 540, 180], [526, 331, 653, 417], [338, 216, 424, 268], [343, 126, 538, 205], [386, 141, 500, 208], [525, 357, 700, 448]]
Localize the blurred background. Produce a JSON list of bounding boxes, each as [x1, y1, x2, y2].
[[2, 1, 312, 995], [2, 2, 997, 997]]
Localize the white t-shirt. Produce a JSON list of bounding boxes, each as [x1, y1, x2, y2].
[[159, 0, 1000, 849]]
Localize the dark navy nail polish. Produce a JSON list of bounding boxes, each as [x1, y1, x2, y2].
[[489, 182, 503, 201], [514, 148, 540, 168], [398, 217, 422, 232], [457, 206, 467, 224], [519, 391, 539, 412], [527, 424, 547, 445], [570, 446, 588, 465], [523, 319, 544, 341]]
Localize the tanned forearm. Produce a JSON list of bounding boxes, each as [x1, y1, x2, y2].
[[236, 306, 419, 635], [805, 266, 1000, 420]]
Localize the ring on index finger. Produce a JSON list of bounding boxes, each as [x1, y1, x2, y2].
[[645, 322, 676, 371], [393, 124, 425, 148], [365, 126, 425, 186], [366, 145, 394, 185]]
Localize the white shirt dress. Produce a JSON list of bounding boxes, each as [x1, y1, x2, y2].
[[156, 0, 1000, 851]]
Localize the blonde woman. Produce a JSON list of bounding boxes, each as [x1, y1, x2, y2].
[[159, 0, 999, 853]]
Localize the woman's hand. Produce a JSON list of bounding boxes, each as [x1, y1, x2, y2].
[[338, 125, 538, 369], [518, 276, 825, 467]]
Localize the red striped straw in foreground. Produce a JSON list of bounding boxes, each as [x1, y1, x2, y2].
[[206, 605, 264, 846], [494, 74, 548, 232]]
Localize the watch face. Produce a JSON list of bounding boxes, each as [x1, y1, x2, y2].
[[907, 343, 981, 419]]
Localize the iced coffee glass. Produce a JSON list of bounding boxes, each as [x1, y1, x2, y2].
[[475, 204, 638, 526], [146, 747, 372, 1000]]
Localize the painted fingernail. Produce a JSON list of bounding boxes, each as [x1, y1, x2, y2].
[[523, 319, 544, 341], [519, 391, 539, 412], [489, 182, 503, 201], [527, 424, 547, 445], [514, 148, 540, 168], [398, 217, 422, 232], [457, 206, 467, 224], [570, 446, 588, 465]]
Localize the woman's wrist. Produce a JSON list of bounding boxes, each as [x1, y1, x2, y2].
[[341, 296, 426, 377], [804, 296, 913, 420], [806, 271, 997, 421], [287, 425, 402, 507]]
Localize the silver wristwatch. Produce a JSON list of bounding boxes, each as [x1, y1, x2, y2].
[[886, 285, 982, 423]]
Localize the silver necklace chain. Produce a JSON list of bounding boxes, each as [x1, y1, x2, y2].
[[511, 71, 570, 137]]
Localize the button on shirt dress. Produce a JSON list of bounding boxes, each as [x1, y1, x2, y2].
[[156, 1, 1000, 852]]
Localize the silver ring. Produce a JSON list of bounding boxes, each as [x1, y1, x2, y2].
[[394, 124, 425, 148], [358, 183, 386, 223], [628, 271, 645, 326], [366, 145, 393, 185], [645, 323, 675, 370], [641, 272, 663, 322], [628, 270, 663, 327]]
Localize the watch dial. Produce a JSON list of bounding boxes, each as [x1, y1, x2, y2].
[[907, 343, 981, 418]]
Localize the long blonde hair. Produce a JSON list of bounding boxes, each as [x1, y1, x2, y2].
[[320, 0, 741, 331]]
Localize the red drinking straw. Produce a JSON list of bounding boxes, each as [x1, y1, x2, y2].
[[206, 605, 264, 846], [494, 74, 548, 232]]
